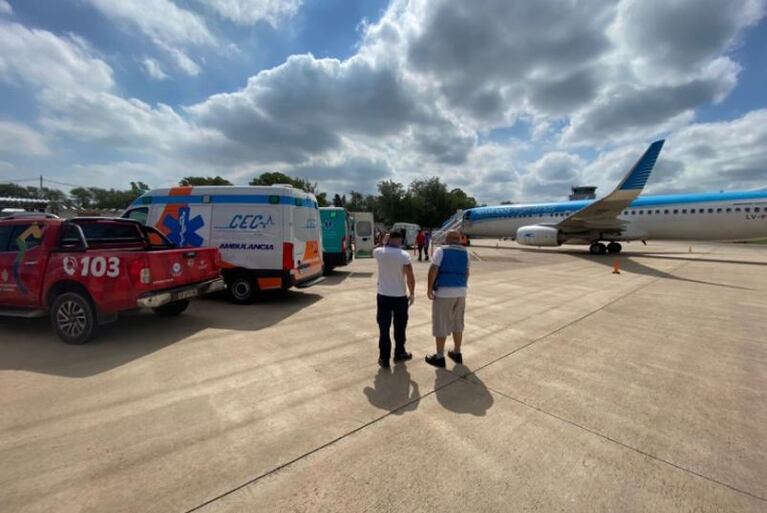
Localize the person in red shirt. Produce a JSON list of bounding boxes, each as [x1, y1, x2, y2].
[[415, 229, 426, 261]]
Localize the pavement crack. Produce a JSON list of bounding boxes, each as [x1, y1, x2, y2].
[[483, 385, 767, 503]]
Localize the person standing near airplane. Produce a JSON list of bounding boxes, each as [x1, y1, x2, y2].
[[416, 229, 426, 261], [374, 231, 416, 368], [426, 230, 470, 367]]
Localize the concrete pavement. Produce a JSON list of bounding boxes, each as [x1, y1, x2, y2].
[[1, 241, 765, 512]]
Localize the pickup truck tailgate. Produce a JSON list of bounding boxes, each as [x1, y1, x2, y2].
[[147, 247, 221, 289]]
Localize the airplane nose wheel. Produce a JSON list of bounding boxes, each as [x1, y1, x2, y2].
[[589, 242, 608, 255], [607, 242, 623, 254]]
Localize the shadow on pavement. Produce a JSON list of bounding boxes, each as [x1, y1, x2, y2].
[[473, 243, 753, 290], [0, 290, 321, 378], [363, 364, 420, 416], [434, 365, 495, 417]]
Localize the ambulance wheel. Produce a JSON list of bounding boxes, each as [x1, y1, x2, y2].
[[607, 242, 622, 254], [227, 275, 256, 304], [153, 299, 190, 317], [51, 292, 96, 345]]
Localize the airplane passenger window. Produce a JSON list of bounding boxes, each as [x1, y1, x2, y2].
[[664, 209, 669, 214], [708, 208, 713, 213], [673, 210, 679, 214], [726, 208, 731, 212], [756, 207, 761, 212], [717, 208, 722, 213], [639, 210, 644, 215], [682, 209, 687, 214], [745, 208, 750, 212], [631, 211, 635, 215], [690, 209, 696, 213], [655, 210, 660, 214], [647, 211, 652, 215], [735, 208, 741, 212]]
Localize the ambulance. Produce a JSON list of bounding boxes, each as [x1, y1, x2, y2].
[[124, 185, 323, 303]]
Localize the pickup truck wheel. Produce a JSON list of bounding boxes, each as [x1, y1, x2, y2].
[[153, 299, 190, 317], [227, 275, 255, 304], [51, 292, 96, 345]]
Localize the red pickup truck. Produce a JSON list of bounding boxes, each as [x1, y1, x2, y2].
[[0, 214, 224, 344]]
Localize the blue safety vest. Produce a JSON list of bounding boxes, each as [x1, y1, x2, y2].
[[435, 246, 469, 288]]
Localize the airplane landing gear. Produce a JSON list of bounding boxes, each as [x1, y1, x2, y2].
[[589, 242, 607, 255], [607, 242, 623, 254]]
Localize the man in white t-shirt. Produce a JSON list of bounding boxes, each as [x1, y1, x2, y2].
[[426, 230, 470, 368], [373, 231, 416, 368]]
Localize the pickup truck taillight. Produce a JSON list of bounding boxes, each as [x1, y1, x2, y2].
[[283, 242, 295, 271], [129, 259, 152, 285]]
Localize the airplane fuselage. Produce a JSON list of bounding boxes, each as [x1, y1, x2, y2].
[[463, 191, 767, 243]]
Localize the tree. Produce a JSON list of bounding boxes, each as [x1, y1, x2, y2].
[[179, 176, 232, 186], [376, 180, 406, 226], [250, 172, 328, 206], [70, 187, 93, 208], [346, 191, 376, 213], [0, 183, 34, 198], [332, 194, 346, 207]]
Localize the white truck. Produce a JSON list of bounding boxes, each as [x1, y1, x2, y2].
[[124, 185, 324, 303], [391, 222, 421, 249]]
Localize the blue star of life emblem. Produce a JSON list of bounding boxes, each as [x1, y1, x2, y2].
[[163, 207, 205, 247]]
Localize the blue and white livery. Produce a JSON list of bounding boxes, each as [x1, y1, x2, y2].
[[462, 140, 767, 254]]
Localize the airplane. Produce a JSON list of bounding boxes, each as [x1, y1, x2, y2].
[[459, 140, 767, 254]]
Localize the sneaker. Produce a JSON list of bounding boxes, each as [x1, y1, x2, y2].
[[447, 350, 463, 364], [393, 352, 413, 363], [378, 357, 390, 369], [425, 354, 446, 368]]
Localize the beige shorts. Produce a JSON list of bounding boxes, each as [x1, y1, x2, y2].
[[432, 296, 466, 337]]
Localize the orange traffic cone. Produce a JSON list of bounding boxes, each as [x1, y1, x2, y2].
[[612, 260, 621, 274]]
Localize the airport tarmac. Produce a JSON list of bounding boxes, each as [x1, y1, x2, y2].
[[1, 240, 765, 513]]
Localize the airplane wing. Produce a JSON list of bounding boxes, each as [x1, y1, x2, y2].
[[556, 140, 665, 233]]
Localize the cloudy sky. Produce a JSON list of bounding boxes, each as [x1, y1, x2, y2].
[[0, 0, 765, 204]]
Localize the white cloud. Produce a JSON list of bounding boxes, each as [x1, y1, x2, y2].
[[157, 42, 202, 76], [83, 0, 214, 47], [0, 120, 48, 156], [0, 21, 113, 91], [192, 0, 302, 26], [142, 58, 168, 80], [0, 1, 12, 16], [4, 0, 766, 205]]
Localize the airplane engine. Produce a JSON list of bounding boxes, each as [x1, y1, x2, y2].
[[516, 225, 563, 247]]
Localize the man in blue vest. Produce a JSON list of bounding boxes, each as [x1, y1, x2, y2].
[[425, 230, 470, 367]]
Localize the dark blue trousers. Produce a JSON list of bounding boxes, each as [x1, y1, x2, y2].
[[376, 294, 408, 360]]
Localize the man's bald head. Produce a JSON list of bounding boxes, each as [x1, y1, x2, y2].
[[446, 230, 461, 244]]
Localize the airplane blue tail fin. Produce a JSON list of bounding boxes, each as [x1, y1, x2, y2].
[[618, 140, 665, 191]]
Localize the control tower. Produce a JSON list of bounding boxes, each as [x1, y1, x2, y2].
[[569, 186, 597, 201]]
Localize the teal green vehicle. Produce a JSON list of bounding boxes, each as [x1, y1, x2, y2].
[[320, 207, 354, 271]]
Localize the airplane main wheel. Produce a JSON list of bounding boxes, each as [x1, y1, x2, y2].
[[589, 242, 607, 255], [607, 242, 623, 254]]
